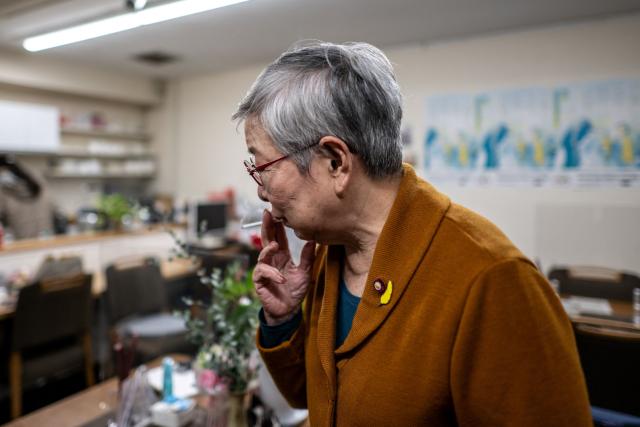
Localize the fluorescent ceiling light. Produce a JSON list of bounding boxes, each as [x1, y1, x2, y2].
[[23, 0, 250, 52]]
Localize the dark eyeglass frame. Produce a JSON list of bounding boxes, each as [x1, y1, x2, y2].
[[243, 142, 320, 186]]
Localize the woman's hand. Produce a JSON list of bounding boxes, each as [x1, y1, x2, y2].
[[253, 210, 316, 325]]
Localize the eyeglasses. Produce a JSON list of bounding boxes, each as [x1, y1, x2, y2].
[[243, 142, 319, 186]]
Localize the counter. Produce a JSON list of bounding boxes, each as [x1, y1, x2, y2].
[[0, 224, 196, 320]]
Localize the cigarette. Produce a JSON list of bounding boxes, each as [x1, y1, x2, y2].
[[241, 221, 263, 229]]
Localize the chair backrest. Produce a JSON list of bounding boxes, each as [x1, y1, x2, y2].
[[12, 273, 92, 352], [548, 266, 639, 301], [105, 256, 167, 325], [573, 323, 640, 416], [33, 255, 83, 282]]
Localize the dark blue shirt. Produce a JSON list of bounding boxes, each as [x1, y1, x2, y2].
[[336, 276, 360, 347], [259, 275, 361, 348]]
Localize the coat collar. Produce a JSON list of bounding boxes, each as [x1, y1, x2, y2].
[[316, 164, 451, 377]]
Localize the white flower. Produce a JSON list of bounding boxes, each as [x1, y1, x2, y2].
[[239, 296, 251, 306], [210, 344, 223, 357]]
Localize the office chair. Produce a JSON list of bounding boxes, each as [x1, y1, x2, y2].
[[573, 322, 640, 417], [9, 273, 94, 419], [105, 257, 191, 365], [548, 265, 639, 301]]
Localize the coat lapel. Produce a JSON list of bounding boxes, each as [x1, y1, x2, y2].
[[335, 164, 450, 355], [316, 245, 342, 387]]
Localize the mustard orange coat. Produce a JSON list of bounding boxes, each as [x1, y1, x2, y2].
[[258, 165, 592, 426]]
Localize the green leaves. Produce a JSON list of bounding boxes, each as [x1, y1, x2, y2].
[[169, 227, 260, 393], [98, 193, 132, 224], [178, 262, 260, 394]]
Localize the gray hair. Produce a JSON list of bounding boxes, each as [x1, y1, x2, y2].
[[232, 41, 403, 179]]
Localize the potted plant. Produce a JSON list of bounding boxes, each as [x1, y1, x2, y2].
[[98, 193, 132, 230], [170, 230, 261, 425], [181, 264, 260, 395]]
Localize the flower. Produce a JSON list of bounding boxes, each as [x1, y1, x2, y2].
[[185, 264, 260, 393], [198, 368, 219, 389], [195, 367, 228, 395], [170, 231, 261, 394]]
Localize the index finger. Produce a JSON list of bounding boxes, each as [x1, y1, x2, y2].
[[274, 220, 289, 253], [261, 209, 276, 246]]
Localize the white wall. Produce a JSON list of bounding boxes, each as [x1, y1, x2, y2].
[[157, 13, 640, 273], [148, 81, 179, 196], [169, 65, 266, 200], [388, 13, 640, 273]]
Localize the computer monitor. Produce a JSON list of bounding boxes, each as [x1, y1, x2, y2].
[[189, 201, 228, 245]]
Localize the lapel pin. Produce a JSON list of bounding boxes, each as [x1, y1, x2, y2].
[[380, 280, 393, 305], [373, 279, 386, 293], [373, 279, 393, 305]]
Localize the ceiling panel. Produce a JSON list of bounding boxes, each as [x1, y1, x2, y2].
[[0, 0, 639, 77]]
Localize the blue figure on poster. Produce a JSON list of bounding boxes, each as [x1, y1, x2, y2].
[[483, 124, 508, 169], [561, 119, 592, 168]]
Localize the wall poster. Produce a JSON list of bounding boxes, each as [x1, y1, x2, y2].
[[423, 79, 640, 187]]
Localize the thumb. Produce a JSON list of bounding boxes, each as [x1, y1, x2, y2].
[[298, 240, 317, 270]]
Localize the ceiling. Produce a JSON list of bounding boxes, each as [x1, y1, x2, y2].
[[0, 0, 639, 79]]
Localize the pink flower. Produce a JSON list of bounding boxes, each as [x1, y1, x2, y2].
[[198, 369, 218, 390], [197, 369, 230, 395]]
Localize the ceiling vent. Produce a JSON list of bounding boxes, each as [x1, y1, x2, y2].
[[133, 51, 179, 66]]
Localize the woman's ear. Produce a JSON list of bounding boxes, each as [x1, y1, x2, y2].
[[319, 136, 351, 196]]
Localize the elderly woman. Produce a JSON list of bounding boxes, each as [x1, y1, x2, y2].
[[233, 42, 591, 426]]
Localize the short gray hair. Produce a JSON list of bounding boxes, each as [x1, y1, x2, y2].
[[232, 41, 403, 179]]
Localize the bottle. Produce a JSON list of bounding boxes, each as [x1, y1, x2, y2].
[[162, 357, 176, 403]]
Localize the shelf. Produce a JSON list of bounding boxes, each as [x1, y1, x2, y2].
[[46, 172, 155, 180], [1, 150, 56, 157], [61, 128, 151, 142], [58, 151, 154, 160], [11, 150, 154, 160]]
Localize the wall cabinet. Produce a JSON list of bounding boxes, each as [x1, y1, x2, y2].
[[47, 127, 156, 179]]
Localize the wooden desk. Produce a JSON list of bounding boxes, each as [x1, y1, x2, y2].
[[0, 225, 194, 321], [3, 355, 190, 427], [0, 257, 197, 321], [0, 225, 185, 256], [564, 296, 640, 331], [3, 376, 118, 427]]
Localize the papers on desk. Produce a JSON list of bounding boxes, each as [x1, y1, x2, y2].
[[0, 287, 16, 307], [146, 366, 199, 399], [561, 296, 613, 316]]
